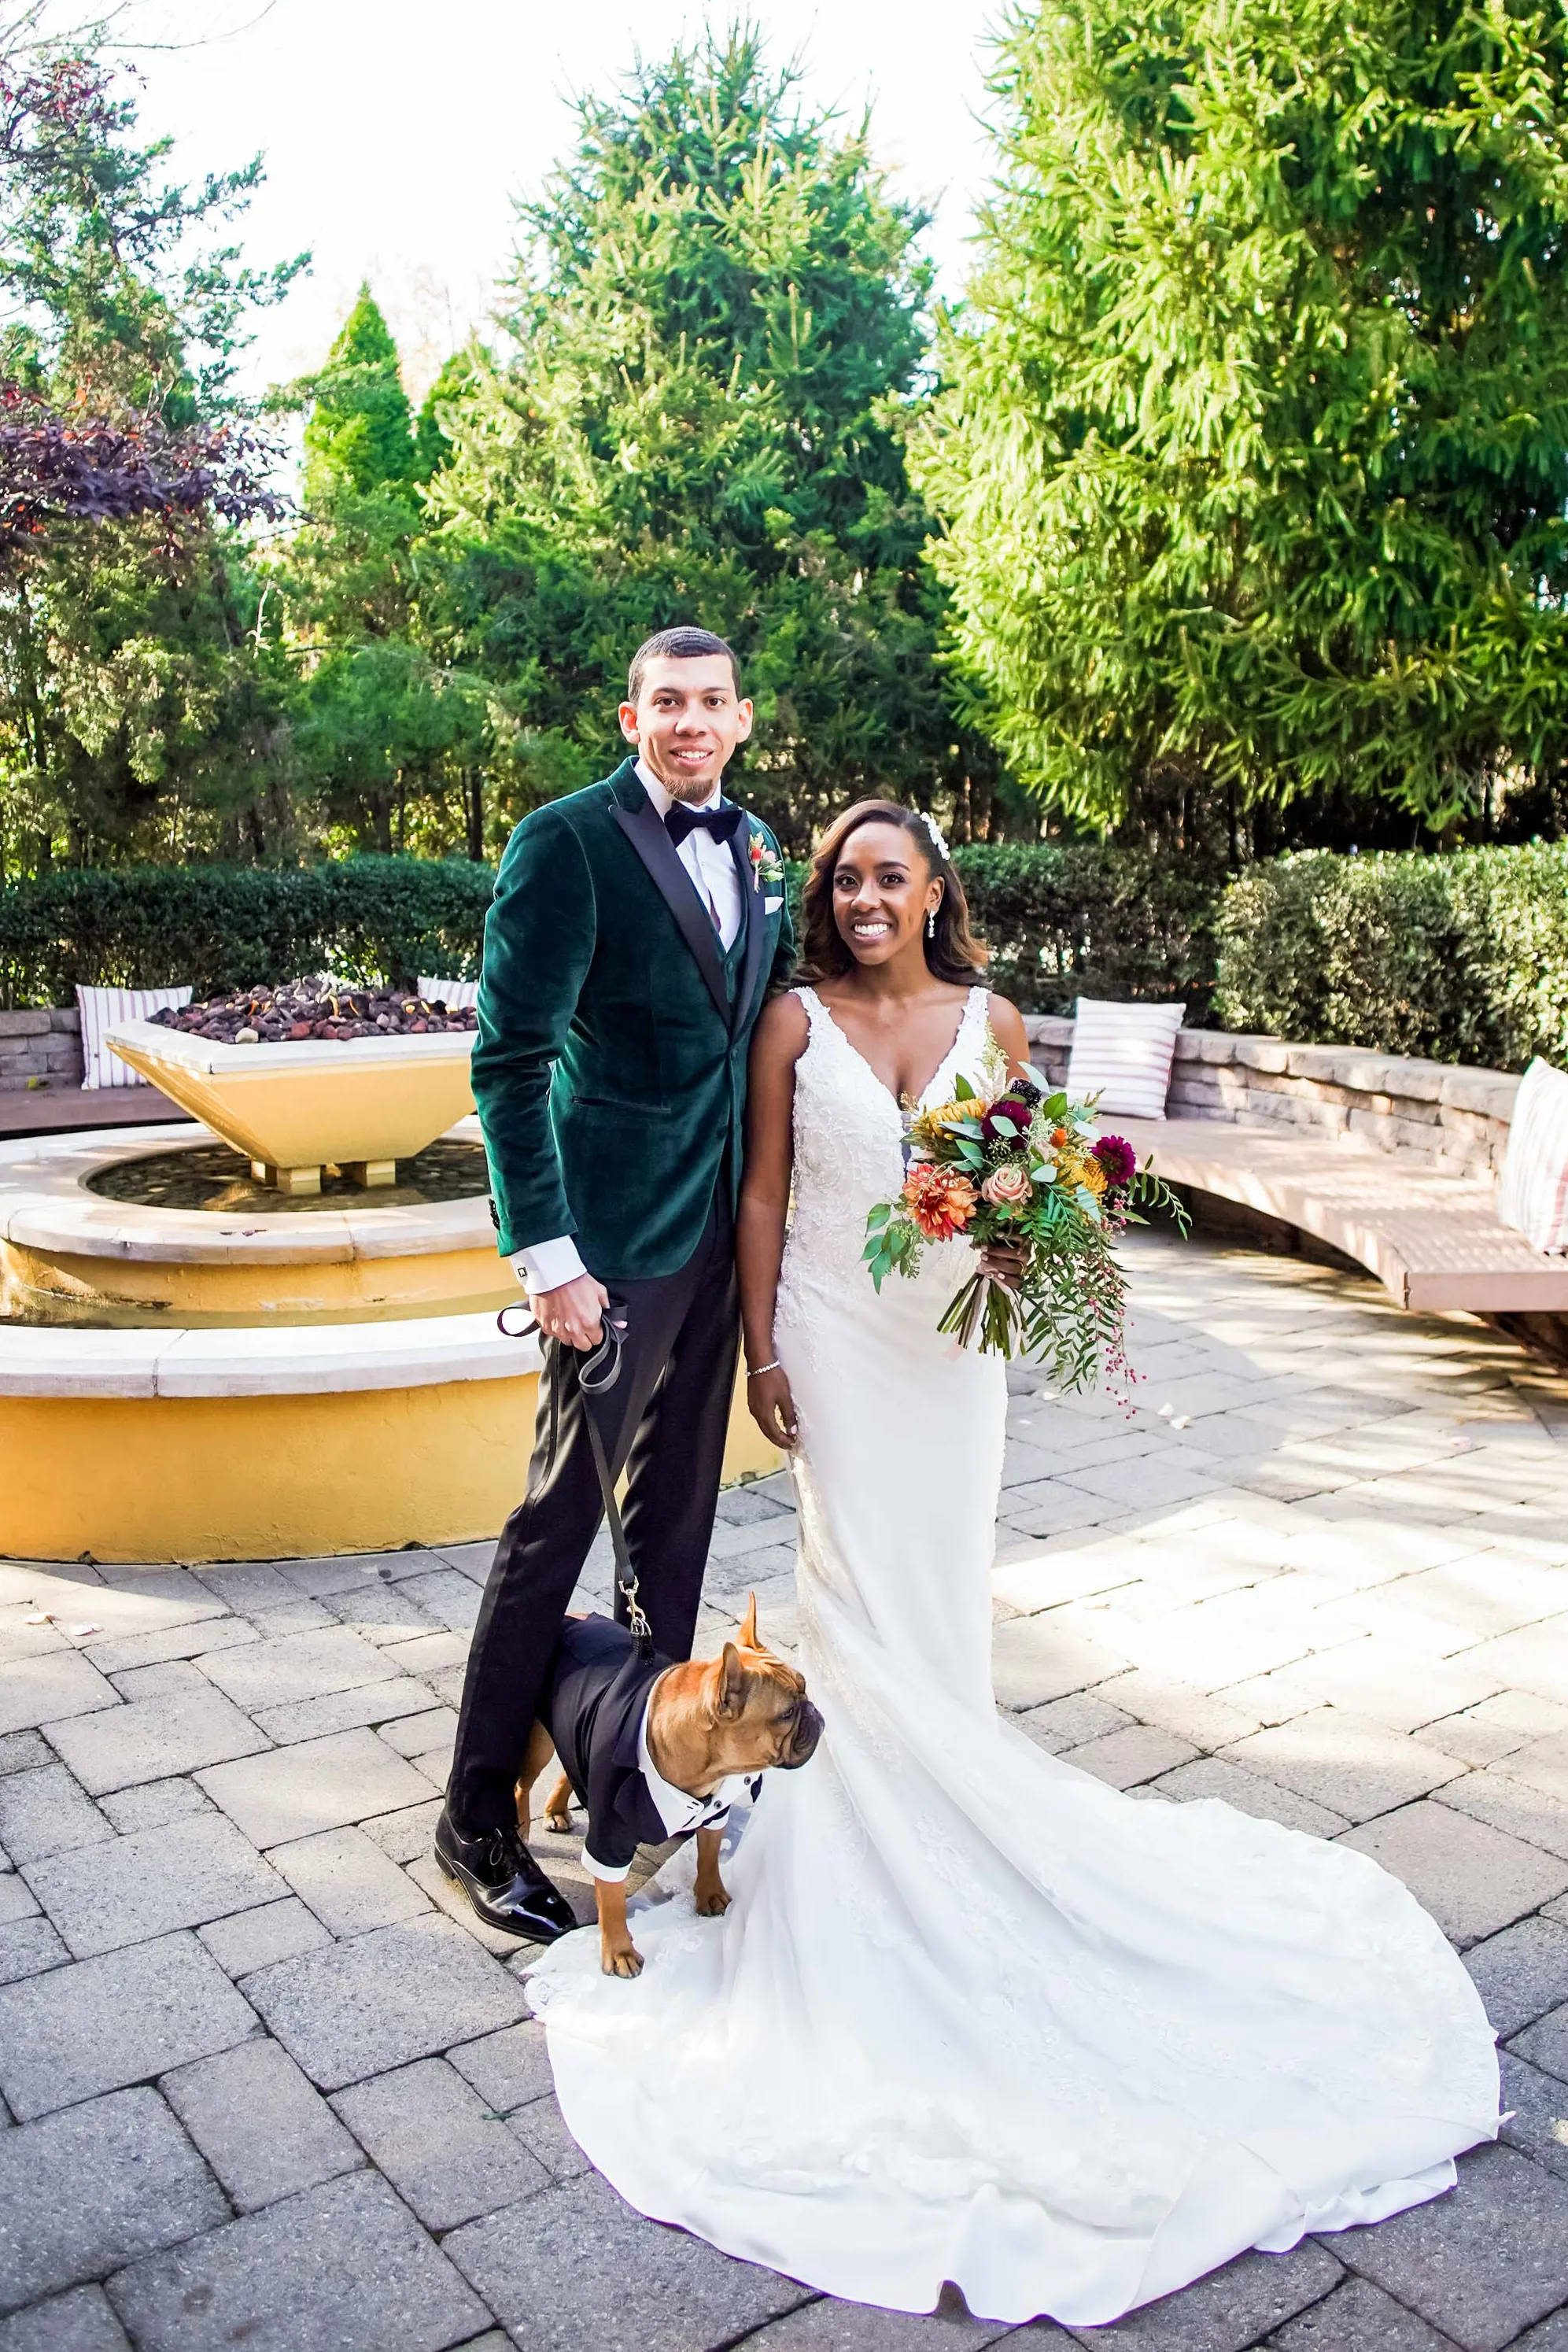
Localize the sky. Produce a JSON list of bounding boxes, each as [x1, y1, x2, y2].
[[77, 0, 1007, 401]]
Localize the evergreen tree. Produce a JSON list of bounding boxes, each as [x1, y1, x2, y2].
[[0, 28, 304, 875], [275, 292, 493, 855], [917, 0, 1568, 839], [432, 28, 1004, 849]]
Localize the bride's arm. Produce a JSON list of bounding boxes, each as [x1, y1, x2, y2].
[[737, 991, 809, 1448]]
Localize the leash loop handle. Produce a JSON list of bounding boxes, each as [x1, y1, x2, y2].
[[496, 1303, 653, 1655]]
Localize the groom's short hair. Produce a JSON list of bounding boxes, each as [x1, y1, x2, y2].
[[628, 626, 742, 702]]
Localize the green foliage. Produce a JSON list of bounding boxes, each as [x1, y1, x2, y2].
[[0, 31, 305, 877], [431, 28, 1002, 851], [917, 0, 1568, 835], [1216, 843, 1568, 1067], [0, 856, 495, 1006], [297, 286, 418, 499], [948, 843, 1219, 1015]]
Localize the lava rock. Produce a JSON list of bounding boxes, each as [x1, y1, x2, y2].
[[149, 980, 478, 1045]]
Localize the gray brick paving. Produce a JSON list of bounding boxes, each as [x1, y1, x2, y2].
[[106, 2170, 489, 2352], [267, 1823, 431, 1935], [0, 2284, 133, 2350], [1464, 1917, 1568, 2039], [195, 1724, 431, 1845], [1332, 2143, 1568, 2351], [0, 2087, 227, 2316], [23, 1812, 286, 1959], [160, 2037, 363, 2211], [330, 2056, 551, 2228], [444, 2168, 811, 2352], [2, 1239, 1568, 2350], [244, 1916, 528, 2089], [0, 1931, 259, 2119], [196, 1894, 330, 1976], [0, 1765, 112, 1865], [46, 1685, 267, 1795]]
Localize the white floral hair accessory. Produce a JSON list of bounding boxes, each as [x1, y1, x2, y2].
[[921, 811, 951, 863]]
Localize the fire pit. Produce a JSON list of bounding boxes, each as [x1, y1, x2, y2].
[[106, 988, 478, 1193]]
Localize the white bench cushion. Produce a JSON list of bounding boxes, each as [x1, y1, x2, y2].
[[1497, 1057, 1568, 1254], [1067, 998, 1184, 1120], [418, 977, 480, 1010], [76, 984, 193, 1088]]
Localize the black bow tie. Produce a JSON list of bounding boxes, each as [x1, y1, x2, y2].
[[664, 801, 743, 850]]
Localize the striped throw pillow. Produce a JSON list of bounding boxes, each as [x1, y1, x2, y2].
[[1066, 997, 1184, 1121], [418, 977, 480, 1010], [1497, 1058, 1568, 1254], [76, 984, 194, 1089]]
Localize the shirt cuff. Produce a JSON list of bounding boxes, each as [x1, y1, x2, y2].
[[511, 1235, 588, 1294], [581, 1845, 632, 1884]]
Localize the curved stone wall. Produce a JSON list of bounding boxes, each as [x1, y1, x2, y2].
[[1022, 1016, 1520, 1182]]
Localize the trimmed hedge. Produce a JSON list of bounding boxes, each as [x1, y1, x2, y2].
[[0, 845, 1221, 1017], [1215, 843, 1568, 1071], [0, 859, 496, 1008]]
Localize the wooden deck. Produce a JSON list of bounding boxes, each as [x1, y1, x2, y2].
[[1118, 1116, 1568, 1314]]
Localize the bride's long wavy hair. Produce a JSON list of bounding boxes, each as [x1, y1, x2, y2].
[[797, 802, 988, 987]]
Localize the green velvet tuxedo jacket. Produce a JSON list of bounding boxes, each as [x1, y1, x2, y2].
[[472, 757, 794, 1282]]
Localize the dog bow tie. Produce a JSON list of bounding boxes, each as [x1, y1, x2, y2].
[[664, 802, 743, 849]]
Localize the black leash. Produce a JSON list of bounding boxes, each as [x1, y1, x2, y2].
[[496, 1300, 655, 1659]]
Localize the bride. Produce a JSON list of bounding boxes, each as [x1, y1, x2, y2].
[[523, 799, 1498, 2327]]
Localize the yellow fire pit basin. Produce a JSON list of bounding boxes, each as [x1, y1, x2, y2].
[[105, 1019, 476, 1191]]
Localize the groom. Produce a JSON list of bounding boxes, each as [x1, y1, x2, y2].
[[437, 626, 795, 1938]]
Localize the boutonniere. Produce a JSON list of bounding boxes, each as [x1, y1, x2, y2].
[[747, 826, 784, 894]]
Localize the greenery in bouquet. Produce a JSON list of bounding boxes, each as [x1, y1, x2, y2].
[[863, 1061, 1188, 1387]]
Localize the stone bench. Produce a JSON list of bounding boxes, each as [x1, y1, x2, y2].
[[1022, 1014, 1566, 1327]]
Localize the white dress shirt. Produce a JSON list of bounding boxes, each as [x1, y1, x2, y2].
[[581, 1689, 756, 1881], [511, 759, 742, 1297]]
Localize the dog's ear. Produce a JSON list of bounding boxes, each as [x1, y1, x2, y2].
[[738, 1592, 759, 1652], [714, 1642, 747, 1721]]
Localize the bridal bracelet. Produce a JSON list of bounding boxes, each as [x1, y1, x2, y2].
[[747, 1360, 782, 1379]]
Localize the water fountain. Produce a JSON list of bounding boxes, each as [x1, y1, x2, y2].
[[0, 1015, 771, 1562]]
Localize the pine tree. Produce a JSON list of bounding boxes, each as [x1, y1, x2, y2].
[[431, 28, 1005, 848], [917, 0, 1568, 838]]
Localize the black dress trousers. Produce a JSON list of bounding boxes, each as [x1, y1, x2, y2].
[[447, 1195, 740, 1836]]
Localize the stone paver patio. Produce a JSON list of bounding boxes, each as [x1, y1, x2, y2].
[[3, 1229, 1568, 2350]]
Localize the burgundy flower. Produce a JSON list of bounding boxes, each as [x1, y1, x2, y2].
[[1093, 1134, 1138, 1191], [980, 1096, 1032, 1146]]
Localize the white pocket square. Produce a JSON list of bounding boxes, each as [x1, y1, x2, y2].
[[764, 895, 784, 914]]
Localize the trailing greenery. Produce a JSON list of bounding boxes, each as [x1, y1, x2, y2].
[[0, 858, 495, 1006], [1216, 843, 1568, 1068], [917, 0, 1568, 840]]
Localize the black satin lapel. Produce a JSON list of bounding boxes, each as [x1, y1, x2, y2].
[[611, 802, 731, 1025], [729, 827, 767, 1037]]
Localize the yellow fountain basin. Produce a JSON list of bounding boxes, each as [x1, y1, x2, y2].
[[0, 1314, 779, 1562], [105, 1018, 476, 1186]]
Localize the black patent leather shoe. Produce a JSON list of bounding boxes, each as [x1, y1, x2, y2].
[[435, 1808, 579, 1943]]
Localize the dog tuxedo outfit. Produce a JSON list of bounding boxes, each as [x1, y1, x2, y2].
[[541, 1613, 760, 1882]]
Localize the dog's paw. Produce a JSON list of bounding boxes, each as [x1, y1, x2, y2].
[[695, 1883, 732, 1918], [602, 1943, 644, 1978]]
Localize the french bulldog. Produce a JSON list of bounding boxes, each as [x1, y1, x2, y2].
[[518, 1592, 823, 1977]]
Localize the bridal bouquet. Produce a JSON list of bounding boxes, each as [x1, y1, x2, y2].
[[863, 1061, 1187, 1386]]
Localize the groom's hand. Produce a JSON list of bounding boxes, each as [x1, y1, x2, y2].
[[531, 1272, 610, 1352]]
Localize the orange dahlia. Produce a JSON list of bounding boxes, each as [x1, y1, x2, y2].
[[902, 1163, 978, 1240]]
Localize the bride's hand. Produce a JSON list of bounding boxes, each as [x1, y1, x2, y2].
[[747, 1365, 799, 1449], [980, 1241, 1028, 1291]]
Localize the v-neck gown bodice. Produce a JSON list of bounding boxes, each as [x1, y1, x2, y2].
[[523, 983, 1497, 2326]]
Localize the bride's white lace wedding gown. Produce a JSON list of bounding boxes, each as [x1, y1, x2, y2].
[[524, 984, 1498, 2325]]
